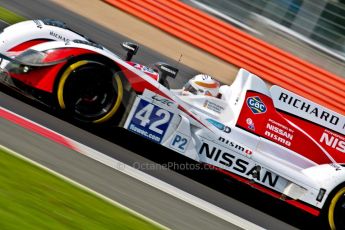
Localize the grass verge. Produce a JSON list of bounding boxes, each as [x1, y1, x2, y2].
[[0, 6, 26, 24], [0, 148, 161, 230]]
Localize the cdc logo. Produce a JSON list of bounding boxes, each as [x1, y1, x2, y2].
[[247, 96, 267, 114]]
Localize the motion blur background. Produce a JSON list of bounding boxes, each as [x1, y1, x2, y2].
[[184, 0, 345, 77], [0, 1, 344, 229]]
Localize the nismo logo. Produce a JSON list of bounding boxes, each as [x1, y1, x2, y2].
[[247, 96, 267, 114]]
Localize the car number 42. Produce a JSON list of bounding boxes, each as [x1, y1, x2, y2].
[[134, 102, 172, 135], [127, 99, 173, 143]]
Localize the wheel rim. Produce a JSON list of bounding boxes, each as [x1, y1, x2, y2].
[[329, 187, 345, 230], [57, 61, 122, 123]]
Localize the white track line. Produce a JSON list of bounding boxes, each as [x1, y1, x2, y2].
[[1, 107, 263, 229], [73, 142, 263, 230]]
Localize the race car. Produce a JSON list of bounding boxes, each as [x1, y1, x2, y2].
[[0, 20, 344, 229]]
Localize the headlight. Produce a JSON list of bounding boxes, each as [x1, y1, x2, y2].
[[3, 49, 46, 74], [5, 62, 31, 74], [11, 48, 70, 66], [4, 49, 70, 74], [15, 49, 47, 65]]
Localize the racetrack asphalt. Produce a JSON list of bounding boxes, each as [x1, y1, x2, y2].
[[1, 116, 239, 230], [0, 0, 321, 229]]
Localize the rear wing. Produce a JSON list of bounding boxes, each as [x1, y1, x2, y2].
[[271, 86, 345, 163]]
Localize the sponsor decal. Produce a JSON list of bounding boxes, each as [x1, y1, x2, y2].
[[218, 137, 252, 156], [247, 96, 267, 114], [279, 92, 340, 126], [160, 65, 177, 75], [33, 20, 43, 29], [123, 43, 136, 51], [264, 119, 294, 147], [206, 118, 231, 133], [170, 133, 189, 153], [246, 118, 255, 131], [128, 99, 173, 143], [199, 142, 279, 187], [134, 63, 156, 75], [320, 130, 345, 153], [49, 31, 70, 43], [203, 100, 224, 114], [330, 163, 342, 171], [151, 95, 174, 107]]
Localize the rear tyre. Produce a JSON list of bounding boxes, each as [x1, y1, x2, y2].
[[56, 60, 123, 124], [328, 187, 345, 230]]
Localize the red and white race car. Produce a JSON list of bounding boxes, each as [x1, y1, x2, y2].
[[1, 20, 344, 229]]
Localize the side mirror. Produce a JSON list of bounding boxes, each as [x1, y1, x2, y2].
[[154, 62, 179, 88], [121, 42, 139, 61]]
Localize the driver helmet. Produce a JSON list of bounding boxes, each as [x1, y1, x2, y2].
[[183, 74, 220, 97]]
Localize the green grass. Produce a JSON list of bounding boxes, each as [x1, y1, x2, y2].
[[0, 6, 26, 24], [0, 6, 160, 229], [0, 148, 161, 230]]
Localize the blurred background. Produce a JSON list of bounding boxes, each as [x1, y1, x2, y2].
[[184, 0, 345, 77], [0, 1, 344, 229]]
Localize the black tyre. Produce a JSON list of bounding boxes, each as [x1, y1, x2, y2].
[[327, 187, 345, 230], [56, 60, 123, 123]]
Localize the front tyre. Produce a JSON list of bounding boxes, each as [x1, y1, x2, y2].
[[328, 187, 345, 230], [57, 60, 123, 123]]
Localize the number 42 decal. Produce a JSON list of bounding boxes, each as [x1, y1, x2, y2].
[[134, 103, 172, 135], [127, 99, 173, 143]]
